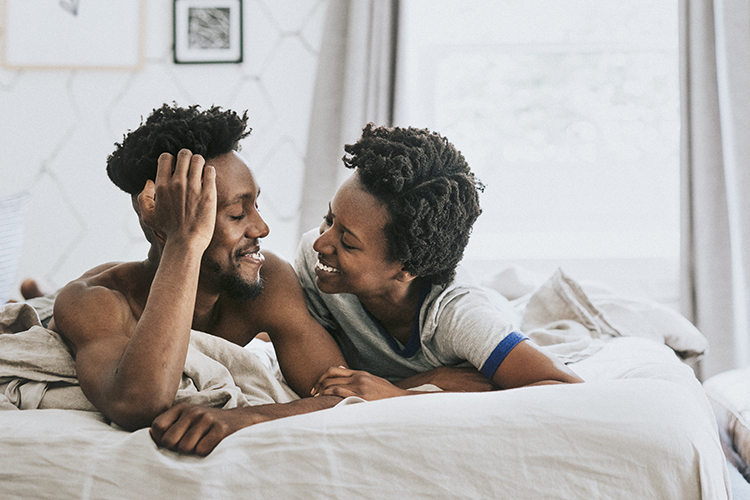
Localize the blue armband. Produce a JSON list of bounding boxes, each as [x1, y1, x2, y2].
[[480, 331, 529, 379]]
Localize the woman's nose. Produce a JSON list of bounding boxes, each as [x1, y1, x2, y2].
[[313, 228, 334, 254]]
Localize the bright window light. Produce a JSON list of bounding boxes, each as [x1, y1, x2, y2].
[[395, 0, 679, 263]]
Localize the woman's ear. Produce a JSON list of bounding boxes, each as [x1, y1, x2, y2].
[[396, 269, 418, 283]]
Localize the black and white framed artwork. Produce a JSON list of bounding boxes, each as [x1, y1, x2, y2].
[[173, 0, 243, 64]]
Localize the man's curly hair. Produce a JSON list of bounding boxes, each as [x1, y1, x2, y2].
[[106, 103, 251, 195], [344, 123, 484, 285]]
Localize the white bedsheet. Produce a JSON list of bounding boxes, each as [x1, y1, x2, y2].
[[0, 267, 730, 499], [0, 337, 730, 500]]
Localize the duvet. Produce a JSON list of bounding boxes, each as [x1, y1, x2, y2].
[[0, 269, 730, 499]]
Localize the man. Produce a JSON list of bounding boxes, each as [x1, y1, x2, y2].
[[51, 104, 347, 456]]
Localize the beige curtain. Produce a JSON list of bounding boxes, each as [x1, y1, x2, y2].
[[680, 0, 750, 379], [298, 0, 399, 236]]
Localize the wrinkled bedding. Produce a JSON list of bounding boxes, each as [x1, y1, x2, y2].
[[0, 302, 297, 411], [0, 268, 730, 499]]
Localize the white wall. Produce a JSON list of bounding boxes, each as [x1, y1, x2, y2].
[[0, 0, 328, 298]]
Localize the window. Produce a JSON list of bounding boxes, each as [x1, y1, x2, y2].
[[395, 0, 679, 305]]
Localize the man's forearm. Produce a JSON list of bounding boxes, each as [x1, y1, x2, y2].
[[108, 243, 205, 426], [247, 395, 345, 423]]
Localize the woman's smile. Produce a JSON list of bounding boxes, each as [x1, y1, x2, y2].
[[316, 260, 340, 274]]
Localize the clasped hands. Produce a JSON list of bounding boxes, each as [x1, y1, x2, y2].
[[310, 366, 412, 400], [310, 365, 496, 400]]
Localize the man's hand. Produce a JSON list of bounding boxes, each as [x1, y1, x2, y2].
[[394, 366, 497, 393], [151, 403, 261, 456], [311, 366, 411, 401], [151, 396, 345, 456], [138, 149, 217, 252]]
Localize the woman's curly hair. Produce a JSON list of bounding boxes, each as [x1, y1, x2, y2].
[[344, 123, 484, 285], [106, 103, 251, 195]]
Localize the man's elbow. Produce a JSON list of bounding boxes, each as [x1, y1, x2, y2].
[[105, 395, 173, 431]]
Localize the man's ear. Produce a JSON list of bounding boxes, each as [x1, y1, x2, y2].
[[133, 192, 165, 246], [131, 194, 141, 215]]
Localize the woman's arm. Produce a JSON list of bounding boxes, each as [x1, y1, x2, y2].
[[311, 365, 497, 400], [489, 339, 583, 388], [393, 366, 496, 392]]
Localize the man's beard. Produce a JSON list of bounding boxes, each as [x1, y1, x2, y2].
[[204, 259, 263, 301], [218, 272, 263, 301]]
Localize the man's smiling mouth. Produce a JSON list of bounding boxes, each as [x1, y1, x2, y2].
[[236, 249, 264, 265]]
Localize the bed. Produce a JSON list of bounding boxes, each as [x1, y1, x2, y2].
[[0, 267, 731, 499]]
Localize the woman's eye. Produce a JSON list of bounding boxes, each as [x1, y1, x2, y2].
[[322, 215, 333, 227], [341, 239, 355, 250], [230, 213, 245, 221]]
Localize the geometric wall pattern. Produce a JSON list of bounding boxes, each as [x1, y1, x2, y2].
[[0, 0, 328, 298]]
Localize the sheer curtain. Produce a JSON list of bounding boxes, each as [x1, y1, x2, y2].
[[298, 0, 399, 236], [680, 0, 750, 379]]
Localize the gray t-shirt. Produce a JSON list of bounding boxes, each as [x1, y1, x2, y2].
[[294, 229, 526, 382]]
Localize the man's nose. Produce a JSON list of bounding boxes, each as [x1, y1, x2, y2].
[[247, 210, 270, 239]]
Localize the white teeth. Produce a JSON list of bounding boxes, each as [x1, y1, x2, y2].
[[316, 261, 339, 273]]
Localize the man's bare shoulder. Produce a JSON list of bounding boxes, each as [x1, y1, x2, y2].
[[255, 250, 304, 303], [259, 250, 296, 282], [233, 251, 298, 320], [52, 261, 149, 348], [243, 250, 312, 328]]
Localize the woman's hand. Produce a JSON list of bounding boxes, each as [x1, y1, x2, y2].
[[311, 366, 411, 401]]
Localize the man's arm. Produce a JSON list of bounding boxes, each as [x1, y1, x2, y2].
[[145, 252, 350, 456], [252, 252, 349, 397], [53, 150, 217, 430], [150, 395, 343, 456]]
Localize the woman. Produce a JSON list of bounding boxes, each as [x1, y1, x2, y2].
[[295, 124, 582, 401]]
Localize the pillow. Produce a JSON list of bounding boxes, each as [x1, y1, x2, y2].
[[495, 267, 708, 360], [0, 192, 30, 304], [584, 290, 708, 360], [703, 368, 750, 482]]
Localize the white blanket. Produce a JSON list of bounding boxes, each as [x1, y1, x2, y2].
[[0, 270, 729, 499], [0, 302, 298, 412], [0, 338, 729, 500]]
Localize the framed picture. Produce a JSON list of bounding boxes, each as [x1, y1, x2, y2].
[[1, 0, 144, 70], [173, 0, 243, 64]]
